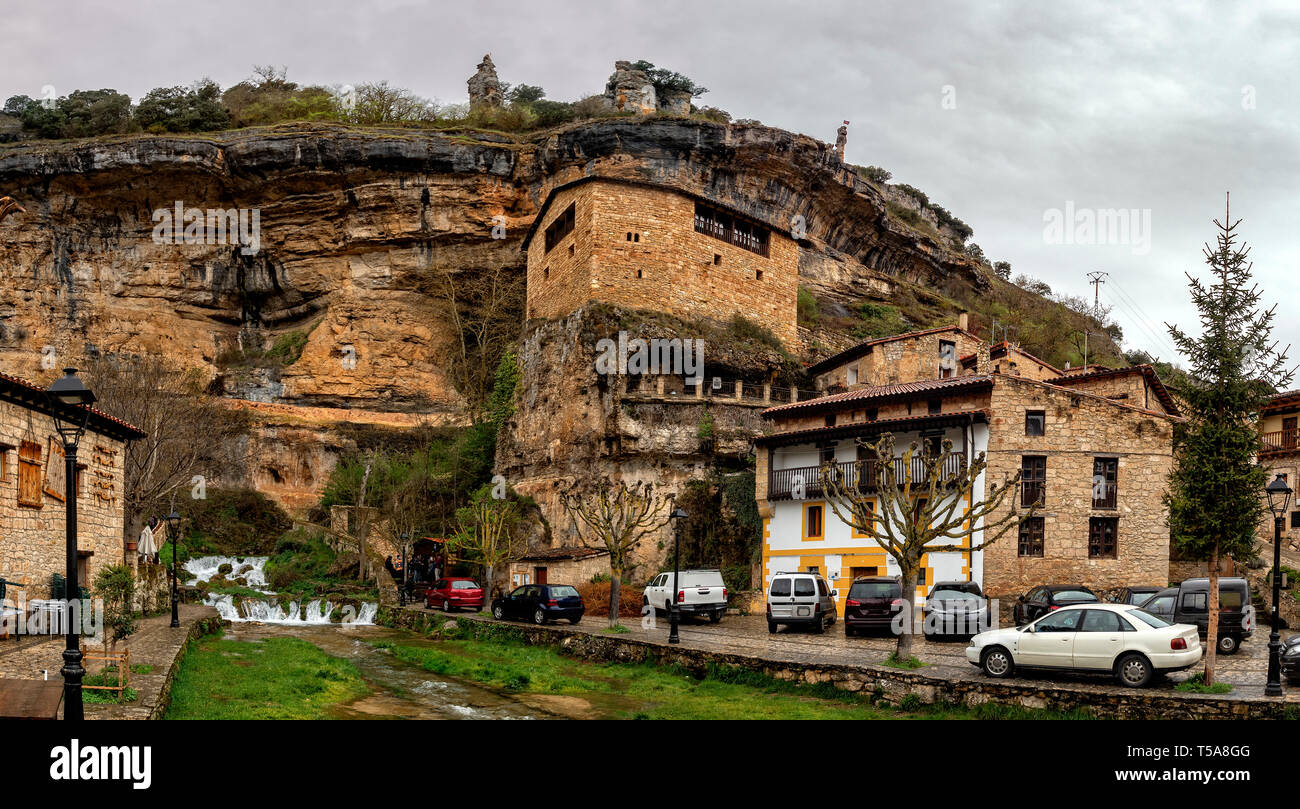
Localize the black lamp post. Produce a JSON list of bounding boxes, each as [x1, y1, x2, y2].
[[165, 510, 182, 628], [45, 368, 95, 722], [399, 533, 409, 607], [668, 507, 687, 644], [1265, 473, 1292, 697]]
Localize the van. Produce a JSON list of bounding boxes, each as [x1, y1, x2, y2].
[[642, 569, 728, 622], [766, 571, 837, 634], [1139, 577, 1253, 655]]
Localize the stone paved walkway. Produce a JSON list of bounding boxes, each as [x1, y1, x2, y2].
[[0, 604, 219, 719], [406, 605, 1298, 704]]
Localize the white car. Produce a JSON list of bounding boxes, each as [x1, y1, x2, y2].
[[643, 569, 729, 622], [966, 603, 1202, 687]]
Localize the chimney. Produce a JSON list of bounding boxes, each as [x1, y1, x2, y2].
[[957, 312, 970, 331]]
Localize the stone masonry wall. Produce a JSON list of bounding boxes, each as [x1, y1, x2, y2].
[[0, 400, 130, 600], [527, 180, 798, 348], [1058, 371, 1170, 416], [981, 376, 1174, 598], [816, 330, 983, 390]]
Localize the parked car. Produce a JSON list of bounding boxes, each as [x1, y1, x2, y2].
[[766, 571, 837, 634], [491, 584, 585, 625], [1112, 586, 1162, 606], [844, 576, 903, 636], [923, 581, 990, 637], [1012, 585, 1100, 625], [424, 577, 483, 612], [643, 569, 728, 622], [1282, 634, 1300, 684], [1138, 578, 1253, 655], [968, 604, 1202, 687]]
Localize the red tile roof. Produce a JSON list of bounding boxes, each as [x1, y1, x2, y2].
[[0, 370, 147, 440], [762, 374, 992, 418], [755, 409, 990, 447]]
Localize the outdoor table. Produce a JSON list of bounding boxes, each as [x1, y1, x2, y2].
[[0, 679, 63, 719]]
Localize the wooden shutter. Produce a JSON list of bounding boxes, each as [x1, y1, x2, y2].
[[17, 440, 41, 507]]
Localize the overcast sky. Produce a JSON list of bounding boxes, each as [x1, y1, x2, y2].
[[5, 0, 1298, 373]]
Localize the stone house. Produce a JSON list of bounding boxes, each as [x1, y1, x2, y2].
[[505, 546, 609, 592], [1258, 389, 1300, 551], [521, 176, 800, 349], [755, 324, 1180, 613], [0, 370, 145, 600]]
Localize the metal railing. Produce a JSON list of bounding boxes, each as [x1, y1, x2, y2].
[[768, 453, 968, 501]]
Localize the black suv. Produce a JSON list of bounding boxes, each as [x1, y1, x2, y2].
[[1139, 578, 1253, 655], [1012, 585, 1099, 626]]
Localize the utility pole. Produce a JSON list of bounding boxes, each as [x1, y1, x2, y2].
[[1087, 271, 1108, 312]]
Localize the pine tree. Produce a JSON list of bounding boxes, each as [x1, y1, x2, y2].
[[1165, 194, 1293, 685]]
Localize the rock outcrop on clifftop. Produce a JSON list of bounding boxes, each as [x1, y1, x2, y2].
[[0, 116, 998, 509]]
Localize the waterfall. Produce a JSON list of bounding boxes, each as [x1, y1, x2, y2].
[[183, 556, 272, 591], [189, 555, 377, 627]]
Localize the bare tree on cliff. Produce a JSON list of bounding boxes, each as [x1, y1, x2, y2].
[[80, 354, 249, 552], [1165, 195, 1292, 686], [429, 263, 524, 425], [819, 434, 1036, 661], [561, 481, 675, 628]]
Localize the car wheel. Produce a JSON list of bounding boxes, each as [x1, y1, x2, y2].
[[492, 604, 504, 620], [767, 620, 777, 634], [533, 608, 547, 625], [1116, 653, 1153, 687], [568, 617, 581, 625], [812, 615, 825, 634], [709, 610, 722, 623], [981, 646, 1014, 679], [1217, 634, 1240, 655], [845, 625, 856, 638], [442, 599, 452, 613]]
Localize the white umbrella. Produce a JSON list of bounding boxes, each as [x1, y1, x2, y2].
[[137, 524, 157, 559]]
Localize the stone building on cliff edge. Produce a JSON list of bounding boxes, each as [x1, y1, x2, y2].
[[755, 325, 1181, 614], [0, 370, 145, 608]]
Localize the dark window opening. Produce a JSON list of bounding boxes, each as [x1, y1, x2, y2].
[[1026, 410, 1045, 436], [1021, 455, 1046, 507], [713, 254, 722, 266], [824, 414, 837, 427], [1018, 517, 1045, 557], [756, 269, 764, 281], [634, 233, 640, 242], [568, 244, 574, 257], [636, 269, 643, 279], [543, 203, 576, 252], [927, 399, 942, 415], [1291, 511, 1300, 529], [694, 201, 771, 257], [1088, 517, 1118, 558], [1093, 457, 1118, 509], [818, 443, 836, 464]]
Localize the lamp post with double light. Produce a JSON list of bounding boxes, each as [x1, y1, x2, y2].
[[1265, 473, 1292, 697], [45, 368, 95, 722], [668, 507, 687, 644], [166, 510, 182, 628]]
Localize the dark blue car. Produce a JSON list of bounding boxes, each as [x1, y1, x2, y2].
[[492, 584, 585, 625]]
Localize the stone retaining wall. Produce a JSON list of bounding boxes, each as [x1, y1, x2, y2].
[[381, 608, 1293, 720]]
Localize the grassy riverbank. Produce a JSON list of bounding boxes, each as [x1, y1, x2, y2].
[[166, 633, 368, 719], [370, 636, 1093, 720]]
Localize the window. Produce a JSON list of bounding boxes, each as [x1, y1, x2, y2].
[[1021, 456, 1046, 507], [939, 340, 956, 378], [865, 408, 878, 421], [634, 233, 640, 242], [1292, 511, 1300, 529], [1088, 517, 1118, 558], [1034, 609, 1084, 632], [818, 443, 836, 464], [1093, 458, 1118, 509], [755, 269, 764, 281], [1181, 592, 1208, 614], [916, 567, 927, 586], [851, 500, 876, 538], [794, 578, 816, 596], [1080, 610, 1124, 632], [824, 414, 837, 428], [770, 577, 792, 597], [846, 366, 858, 386], [1025, 410, 1045, 436], [713, 254, 722, 266], [17, 440, 41, 508], [636, 268, 643, 279], [568, 244, 574, 257], [803, 503, 824, 540], [626, 232, 633, 241], [927, 398, 942, 415], [543, 203, 575, 252], [1018, 517, 1045, 557], [694, 201, 771, 256]]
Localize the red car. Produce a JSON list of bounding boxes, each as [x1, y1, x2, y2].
[[424, 578, 484, 612]]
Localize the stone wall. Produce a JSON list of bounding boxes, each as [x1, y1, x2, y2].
[[0, 399, 131, 600], [982, 376, 1174, 597], [526, 179, 799, 348], [1057, 370, 1171, 416], [815, 329, 983, 390]]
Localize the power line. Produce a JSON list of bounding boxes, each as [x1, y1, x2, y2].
[[1103, 284, 1180, 361], [1107, 278, 1182, 358]]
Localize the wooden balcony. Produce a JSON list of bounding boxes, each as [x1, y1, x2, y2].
[[1261, 428, 1300, 456], [767, 453, 968, 501]]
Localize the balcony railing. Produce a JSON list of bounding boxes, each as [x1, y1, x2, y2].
[[768, 453, 968, 501], [1261, 428, 1300, 455]]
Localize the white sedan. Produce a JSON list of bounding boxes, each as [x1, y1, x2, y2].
[[966, 603, 1202, 687]]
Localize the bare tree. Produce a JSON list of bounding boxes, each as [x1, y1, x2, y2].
[[428, 263, 524, 424], [819, 434, 1037, 660], [80, 354, 249, 550], [561, 481, 675, 628]]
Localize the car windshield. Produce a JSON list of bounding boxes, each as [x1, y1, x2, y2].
[[930, 589, 980, 601], [548, 586, 579, 598], [1127, 592, 1152, 604], [451, 580, 479, 590], [1054, 590, 1097, 603], [850, 582, 898, 599], [1127, 608, 1173, 628]]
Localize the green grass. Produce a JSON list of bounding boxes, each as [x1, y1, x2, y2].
[[881, 652, 927, 669], [165, 633, 368, 719], [1175, 673, 1233, 694], [369, 635, 1091, 720]]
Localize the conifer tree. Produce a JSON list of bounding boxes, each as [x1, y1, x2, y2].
[[1165, 195, 1293, 685]]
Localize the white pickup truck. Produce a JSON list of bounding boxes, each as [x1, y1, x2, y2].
[[642, 569, 729, 623]]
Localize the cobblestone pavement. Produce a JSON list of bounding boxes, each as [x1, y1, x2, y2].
[[0, 604, 219, 719], [434, 606, 1298, 703]]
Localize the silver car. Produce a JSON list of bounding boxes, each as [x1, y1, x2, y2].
[[766, 572, 838, 634]]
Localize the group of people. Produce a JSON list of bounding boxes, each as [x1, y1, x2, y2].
[[385, 549, 445, 592]]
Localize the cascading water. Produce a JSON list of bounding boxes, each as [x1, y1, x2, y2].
[[188, 555, 377, 626]]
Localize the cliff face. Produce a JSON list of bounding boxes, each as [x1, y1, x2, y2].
[[0, 118, 988, 510]]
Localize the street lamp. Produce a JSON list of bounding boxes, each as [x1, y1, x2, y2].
[[668, 507, 688, 644], [45, 368, 95, 722], [1265, 473, 1292, 697], [399, 533, 409, 607], [165, 511, 182, 628]]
